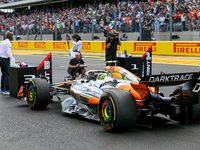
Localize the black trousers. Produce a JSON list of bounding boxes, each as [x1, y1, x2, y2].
[[0, 58, 9, 91], [68, 67, 83, 77], [106, 53, 116, 61], [105, 54, 117, 66]]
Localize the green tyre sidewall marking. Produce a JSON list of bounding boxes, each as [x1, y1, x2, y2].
[[26, 80, 37, 108], [98, 93, 117, 132]]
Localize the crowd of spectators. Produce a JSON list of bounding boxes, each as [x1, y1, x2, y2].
[[0, 0, 200, 36]]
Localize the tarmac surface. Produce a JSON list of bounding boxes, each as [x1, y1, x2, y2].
[[12, 49, 200, 66], [0, 52, 200, 150]]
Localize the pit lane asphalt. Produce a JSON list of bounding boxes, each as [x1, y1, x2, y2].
[[0, 54, 199, 150]]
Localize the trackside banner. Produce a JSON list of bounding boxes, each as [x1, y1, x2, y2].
[[37, 52, 52, 84], [11, 41, 200, 57]]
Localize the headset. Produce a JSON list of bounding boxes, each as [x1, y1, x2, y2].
[[72, 34, 81, 41]]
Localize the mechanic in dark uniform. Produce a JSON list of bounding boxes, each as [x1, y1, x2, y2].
[[0, 31, 20, 94], [105, 30, 121, 61], [68, 52, 87, 79]]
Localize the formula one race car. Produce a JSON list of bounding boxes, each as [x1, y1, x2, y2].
[[19, 65, 200, 132]]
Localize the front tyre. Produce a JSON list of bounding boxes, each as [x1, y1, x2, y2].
[[98, 90, 137, 132], [26, 78, 50, 110]]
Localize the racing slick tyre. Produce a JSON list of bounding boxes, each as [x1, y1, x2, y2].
[[26, 78, 50, 110], [98, 90, 137, 132]]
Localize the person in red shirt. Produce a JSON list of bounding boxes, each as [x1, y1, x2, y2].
[[177, 11, 182, 19], [189, 8, 197, 31], [189, 7, 196, 20], [47, 21, 50, 34], [125, 15, 130, 32], [196, 8, 200, 30]]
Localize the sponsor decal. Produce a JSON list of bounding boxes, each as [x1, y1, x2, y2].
[[122, 72, 127, 80], [37, 53, 52, 84], [193, 83, 200, 93], [82, 42, 91, 50], [131, 64, 139, 71], [149, 74, 193, 82], [174, 43, 200, 54], [18, 42, 28, 48], [71, 91, 89, 103], [53, 42, 66, 49], [141, 47, 152, 77], [34, 42, 46, 49], [145, 51, 151, 76], [44, 61, 50, 70], [102, 42, 120, 51], [134, 42, 156, 52], [24, 75, 36, 84]]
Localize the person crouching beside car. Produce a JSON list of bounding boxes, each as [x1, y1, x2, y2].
[[67, 53, 87, 79]]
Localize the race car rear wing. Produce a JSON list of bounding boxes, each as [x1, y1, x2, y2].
[[140, 72, 200, 87]]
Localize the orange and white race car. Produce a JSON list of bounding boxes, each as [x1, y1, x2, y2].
[[20, 64, 200, 132]]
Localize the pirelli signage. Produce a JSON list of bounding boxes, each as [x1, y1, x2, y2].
[[34, 42, 46, 49], [53, 42, 66, 50], [82, 42, 91, 50], [18, 42, 28, 48], [10, 41, 200, 57], [134, 42, 156, 52], [174, 43, 200, 54]]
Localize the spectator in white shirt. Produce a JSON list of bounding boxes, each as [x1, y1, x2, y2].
[[0, 31, 20, 94], [181, 13, 186, 31], [67, 34, 82, 56], [159, 14, 165, 31]]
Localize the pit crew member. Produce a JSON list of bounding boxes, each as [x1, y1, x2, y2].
[[68, 52, 87, 79]]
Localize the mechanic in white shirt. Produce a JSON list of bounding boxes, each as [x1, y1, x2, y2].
[[0, 31, 20, 94]]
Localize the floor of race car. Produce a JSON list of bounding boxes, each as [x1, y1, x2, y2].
[[0, 54, 199, 150]]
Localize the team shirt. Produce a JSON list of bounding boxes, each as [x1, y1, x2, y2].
[[0, 39, 15, 60]]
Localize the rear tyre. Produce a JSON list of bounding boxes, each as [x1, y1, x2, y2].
[[98, 90, 137, 132], [26, 78, 50, 110]]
